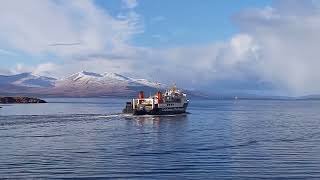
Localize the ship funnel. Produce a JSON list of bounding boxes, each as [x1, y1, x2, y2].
[[157, 91, 162, 103], [138, 91, 144, 99]]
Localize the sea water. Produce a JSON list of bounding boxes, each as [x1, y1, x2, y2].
[[1, 98, 320, 179]]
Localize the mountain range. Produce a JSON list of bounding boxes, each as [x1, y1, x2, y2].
[[0, 71, 166, 97], [1, 71, 320, 99]]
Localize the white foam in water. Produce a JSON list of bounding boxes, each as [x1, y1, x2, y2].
[[97, 114, 121, 118]]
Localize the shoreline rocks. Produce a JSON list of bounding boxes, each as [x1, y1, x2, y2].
[[0, 97, 47, 104]]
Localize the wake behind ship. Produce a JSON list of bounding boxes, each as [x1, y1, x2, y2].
[[123, 86, 189, 115]]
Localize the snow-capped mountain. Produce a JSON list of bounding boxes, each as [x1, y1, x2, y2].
[[0, 71, 165, 97], [55, 71, 164, 89], [0, 73, 56, 88]]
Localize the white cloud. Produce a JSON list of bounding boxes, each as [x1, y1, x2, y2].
[[2, 0, 320, 96], [139, 0, 320, 95], [122, 0, 138, 9], [0, 0, 141, 58], [11, 62, 57, 77], [32, 63, 59, 76], [12, 63, 33, 74], [231, 0, 320, 95], [135, 37, 264, 91]]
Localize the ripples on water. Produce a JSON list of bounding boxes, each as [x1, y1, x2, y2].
[[1, 99, 320, 179]]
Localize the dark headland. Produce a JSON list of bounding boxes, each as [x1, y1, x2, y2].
[[0, 96, 47, 104]]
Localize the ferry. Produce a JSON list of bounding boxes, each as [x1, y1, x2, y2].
[[123, 85, 189, 115]]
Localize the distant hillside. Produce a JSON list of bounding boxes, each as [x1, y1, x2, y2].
[[296, 94, 320, 100], [1, 71, 318, 99], [0, 73, 56, 88], [0, 71, 167, 97]]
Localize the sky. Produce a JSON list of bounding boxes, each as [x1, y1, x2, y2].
[[0, 0, 320, 96]]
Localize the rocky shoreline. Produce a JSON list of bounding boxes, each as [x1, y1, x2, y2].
[[0, 97, 47, 104]]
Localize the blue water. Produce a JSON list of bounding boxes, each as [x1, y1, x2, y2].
[[1, 98, 320, 179]]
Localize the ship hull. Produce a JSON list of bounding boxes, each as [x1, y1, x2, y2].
[[133, 109, 186, 115], [132, 103, 188, 115]]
